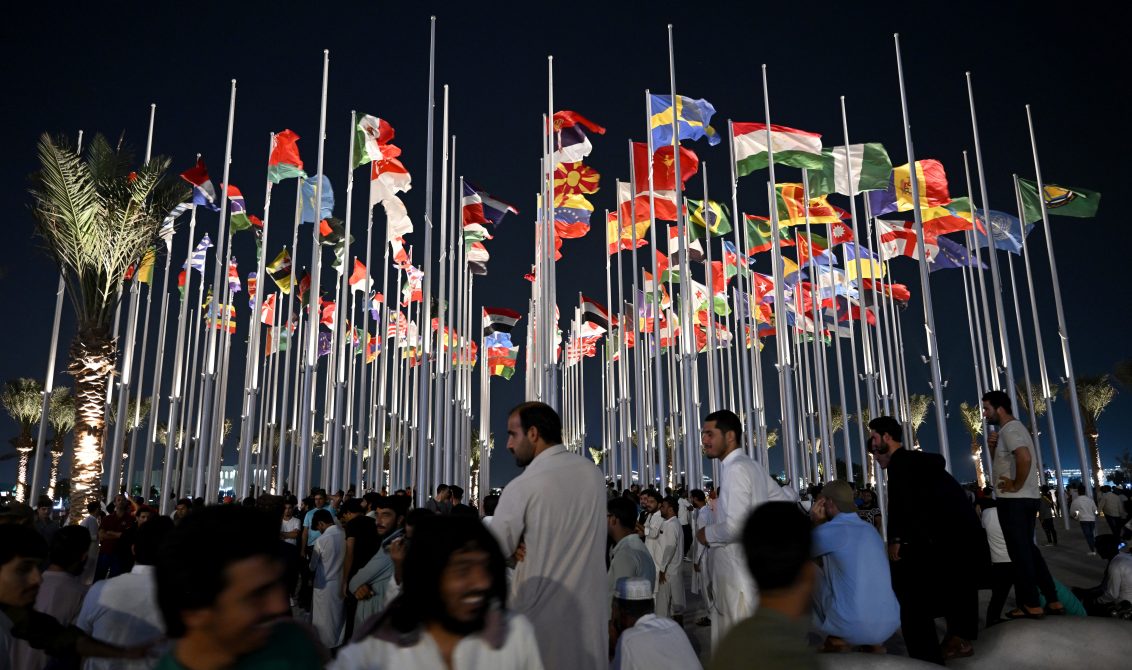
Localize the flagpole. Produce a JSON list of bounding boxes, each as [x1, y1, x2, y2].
[[892, 35, 951, 469], [181, 281, 207, 499], [298, 51, 331, 498], [124, 254, 154, 497], [358, 143, 377, 491], [436, 90, 451, 486], [1013, 173, 1069, 523], [1003, 203, 1044, 476], [613, 207, 629, 486], [726, 120, 756, 459], [277, 187, 304, 494], [373, 238, 393, 494], [1025, 106, 1095, 493], [641, 114, 670, 487], [960, 152, 996, 424]]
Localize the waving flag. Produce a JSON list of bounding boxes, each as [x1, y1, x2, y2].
[[301, 175, 335, 223], [467, 242, 490, 276], [972, 209, 1033, 255], [867, 159, 951, 217], [744, 215, 795, 255], [260, 293, 277, 325], [553, 162, 601, 202], [354, 115, 398, 167], [225, 184, 256, 232], [462, 181, 519, 228], [268, 129, 307, 183], [185, 233, 213, 273], [1018, 178, 1101, 223], [842, 243, 886, 280], [687, 199, 731, 239], [159, 202, 192, 245], [266, 247, 292, 294], [483, 307, 522, 335], [806, 143, 892, 196], [606, 211, 649, 255], [649, 94, 720, 147], [227, 258, 242, 294], [777, 184, 847, 226], [931, 235, 986, 272], [876, 219, 939, 262], [732, 123, 823, 176], [551, 110, 606, 165], [180, 158, 220, 212], [349, 258, 372, 292], [247, 272, 258, 308]]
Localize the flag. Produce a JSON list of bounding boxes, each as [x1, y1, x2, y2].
[[867, 159, 951, 217], [369, 292, 384, 322], [349, 258, 371, 292], [372, 159, 413, 242], [553, 162, 601, 203], [297, 269, 311, 303], [828, 220, 854, 246], [180, 158, 220, 211], [805, 143, 892, 196], [401, 265, 424, 305], [483, 307, 522, 335], [842, 243, 886, 280], [134, 247, 156, 284], [159, 202, 191, 245], [876, 219, 939, 262], [265, 326, 290, 357], [211, 304, 237, 334], [247, 272, 257, 308], [268, 129, 307, 183], [319, 298, 336, 329], [354, 115, 398, 167], [317, 331, 333, 358], [732, 122, 823, 176], [319, 217, 353, 273], [177, 269, 187, 298], [794, 232, 829, 266], [931, 235, 987, 272], [225, 184, 256, 232], [301, 175, 334, 223], [687, 199, 731, 239], [227, 258, 241, 294], [777, 184, 846, 226], [642, 270, 672, 309], [649, 94, 720, 147], [972, 209, 1034, 255], [266, 247, 292, 294], [260, 293, 277, 325], [667, 225, 704, 266], [606, 211, 649, 255], [388, 237, 411, 269], [922, 197, 976, 236], [632, 142, 700, 194], [467, 242, 490, 276], [462, 181, 519, 228], [580, 296, 610, 331], [186, 233, 213, 274], [1018, 178, 1101, 223], [551, 110, 606, 165], [744, 215, 795, 255], [554, 195, 593, 238]]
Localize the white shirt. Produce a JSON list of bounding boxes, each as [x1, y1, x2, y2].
[[10, 570, 89, 670], [657, 516, 682, 577], [76, 564, 166, 670], [490, 444, 607, 670], [677, 498, 692, 525], [981, 508, 1011, 564], [281, 516, 301, 546], [329, 612, 544, 670], [312, 524, 345, 587], [643, 511, 664, 567], [992, 420, 1041, 499], [611, 614, 702, 670], [1099, 491, 1125, 518], [1100, 552, 1132, 604], [1071, 495, 1098, 522]]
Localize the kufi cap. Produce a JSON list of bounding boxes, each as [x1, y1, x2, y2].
[[820, 480, 858, 513], [614, 576, 654, 601]]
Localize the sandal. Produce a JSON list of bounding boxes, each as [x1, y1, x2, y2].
[[1044, 604, 1067, 615], [1004, 608, 1045, 620]]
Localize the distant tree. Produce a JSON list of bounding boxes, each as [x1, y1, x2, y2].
[[1066, 375, 1116, 490], [2, 378, 45, 502], [959, 402, 987, 490]]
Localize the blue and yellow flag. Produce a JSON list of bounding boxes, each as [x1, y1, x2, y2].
[[649, 94, 720, 147]]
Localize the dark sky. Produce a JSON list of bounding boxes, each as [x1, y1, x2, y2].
[[2, 1, 1128, 492]]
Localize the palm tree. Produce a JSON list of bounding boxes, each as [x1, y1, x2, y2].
[[829, 405, 846, 435], [907, 394, 933, 450], [1066, 375, 1117, 490], [469, 428, 494, 504], [30, 133, 186, 521], [47, 387, 75, 500], [1114, 359, 1132, 389], [1015, 381, 1058, 419], [959, 402, 987, 489], [1, 378, 45, 502]]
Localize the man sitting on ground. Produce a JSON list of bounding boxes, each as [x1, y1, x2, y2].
[[609, 577, 701, 670]]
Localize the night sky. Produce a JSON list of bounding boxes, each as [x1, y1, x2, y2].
[[2, 1, 1128, 492]]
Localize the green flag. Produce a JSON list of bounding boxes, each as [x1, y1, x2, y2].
[[806, 143, 892, 197], [744, 215, 794, 255], [1018, 178, 1101, 223], [687, 198, 732, 240]]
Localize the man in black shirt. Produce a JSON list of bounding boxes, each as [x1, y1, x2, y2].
[[340, 499, 378, 640]]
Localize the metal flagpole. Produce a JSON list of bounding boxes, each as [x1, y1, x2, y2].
[[1002, 216, 1044, 476], [893, 34, 951, 468], [357, 134, 377, 489], [436, 91, 451, 485], [141, 223, 177, 501], [29, 275, 65, 501], [643, 102, 670, 487], [1024, 105, 1094, 494], [444, 145, 459, 486], [727, 120, 756, 458], [276, 187, 304, 494], [415, 17, 439, 509], [1012, 174, 1069, 525], [702, 166, 720, 412]]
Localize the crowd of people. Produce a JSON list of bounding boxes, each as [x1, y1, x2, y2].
[[2, 395, 1131, 669]]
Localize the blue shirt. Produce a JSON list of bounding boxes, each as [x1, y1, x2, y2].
[[302, 505, 337, 546], [811, 512, 901, 645]]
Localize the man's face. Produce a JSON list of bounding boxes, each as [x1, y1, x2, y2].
[[183, 556, 288, 658], [506, 413, 537, 468], [439, 490, 451, 502], [314, 494, 326, 509], [175, 504, 189, 518], [437, 548, 493, 632], [701, 421, 729, 460], [981, 401, 1000, 426], [606, 512, 619, 539], [138, 510, 152, 526], [115, 501, 130, 516], [869, 431, 894, 469], [375, 508, 401, 537], [660, 501, 675, 519], [691, 497, 705, 509], [282, 504, 293, 519], [37, 506, 51, 521], [0, 555, 43, 607], [643, 495, 659, 514]]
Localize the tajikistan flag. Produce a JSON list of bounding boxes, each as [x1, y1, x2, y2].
[[733, 123, 823, 177]]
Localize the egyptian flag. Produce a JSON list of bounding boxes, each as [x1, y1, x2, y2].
[[580, 296, 609, 332]]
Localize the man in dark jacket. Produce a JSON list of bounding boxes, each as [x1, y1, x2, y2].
[[869, 416, 986, 664]]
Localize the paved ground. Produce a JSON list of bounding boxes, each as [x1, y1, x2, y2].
[[680, 515, 1129, 667]]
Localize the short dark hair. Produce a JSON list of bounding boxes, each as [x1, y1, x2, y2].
[[385, 515, 507, 633], [341, 499, 364, 516], [704, 409, 743, 445], [868, 416, 903, 444], [135, 516, 174, 566], [49, 525, 91, 568], [363, 492, 381, 509], [156, 506, 280, 638], [435, 484, 450, 495], [0, 524, 47, 565], [450, 486, 464, 501], [690, 489, 706, 503], [981, 390, 1012, 415], [607, 497, 638, 530], [662, 495, 680, 511], [311, 509, 333, 528], [87, 501, 103, 515], [482, 494, 499, 517], [177, 498, 192, 508], [509, 401, 563, 445], [451, 504, 478, 518], [742, 501, 811, 592], [405, 508, 433, 529], [640, 489, 663, 506]]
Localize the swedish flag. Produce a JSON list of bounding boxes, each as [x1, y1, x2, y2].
[[649, 94, 721, 147]]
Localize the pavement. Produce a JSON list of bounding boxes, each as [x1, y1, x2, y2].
[[678, 514, 1131, 667]]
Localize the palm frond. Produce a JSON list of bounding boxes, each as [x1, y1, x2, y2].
[[1, 378, 45, 427], [48, 387, 75, 432]]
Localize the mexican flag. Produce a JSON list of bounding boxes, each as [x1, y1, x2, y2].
[[806, 143, 892, 197], [733, 122, 823, 177], [1018, 178, 1101, 223]]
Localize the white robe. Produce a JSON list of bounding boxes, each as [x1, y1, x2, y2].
[[490, 444, 607, 670], [611, 614, 702, 670], [655, 515, 685, 617], [702, 448, 787, 649], [311, 524, 345, 649], [643, 511, 664, 571], [689, 506, 714, 597]]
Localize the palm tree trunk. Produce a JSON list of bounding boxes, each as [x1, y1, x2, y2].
[[48, 437, 65, 501], [1087, 432, 1104, 490], [16, 445, 32, 502], [67, 329, 116, 524], [971, 438, 987, 490]]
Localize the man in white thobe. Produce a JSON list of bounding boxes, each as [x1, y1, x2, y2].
[[695, 409, 792, 649], [310, 510, 345, 649], [655, 496, 685, 619], [490, 402, 607, 670], [689, 490, 712, 598], [638, 490, 663, 579], [610, 577, 702, 670]]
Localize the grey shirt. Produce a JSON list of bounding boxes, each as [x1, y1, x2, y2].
[[607, 533, 657, 600], [992, 419, 1040, 499]]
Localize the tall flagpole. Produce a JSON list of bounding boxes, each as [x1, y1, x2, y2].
[[643, 97, 669, 487], [726, 121, 756, 459], [1025, 105, 1094, 494], [414, 18, 439, 507], [1002, 212, 1044, 476], [277, 187, 304, 493], [436, 89, 451, 486], [329, 111, 359, 493], [893, 34, 950, 468], [29, 275, 66, 501]]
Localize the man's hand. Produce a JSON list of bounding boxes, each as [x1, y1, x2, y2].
[[634, 521, 644, 536], [693, 561, 700, 573], [888, 542, 901, 562], [997, 475, 1017, 493], [659, 570, 667, 585], [513, 541, 527, 563], [695, 526, 708, 547], [354, 584, 373, 600], [810, 497, 829, 525], [389, 537, 406, 565], [987, 430, 999, 450]]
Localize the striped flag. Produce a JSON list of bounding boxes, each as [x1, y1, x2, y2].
[[159, 202, 191, 246], [185, 234, 213, 274], [463, 180, 520, 227], [580, 296, 609, 332], [180, 158, 220, 212], [266, 248, 292, 294], [482, 307, 522, 335], [227, 258, 242, 294]]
